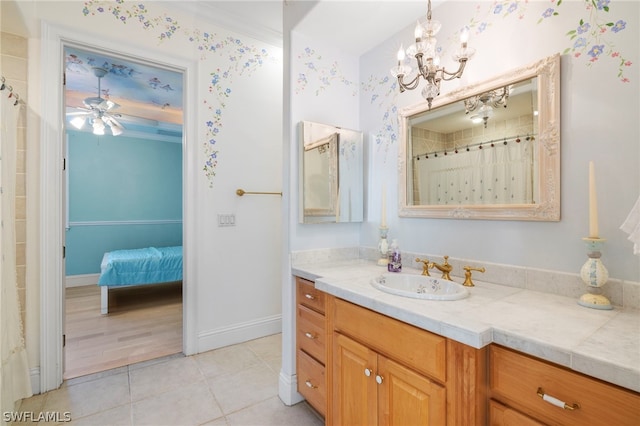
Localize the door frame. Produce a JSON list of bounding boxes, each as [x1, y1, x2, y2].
[[40, 22, 198, 392]]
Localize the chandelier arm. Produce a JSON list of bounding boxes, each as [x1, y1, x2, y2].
[[397, 74, 422, 92], [439, 60, 468, 81]]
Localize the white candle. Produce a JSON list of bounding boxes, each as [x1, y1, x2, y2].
[[381, 186, 387, 228], [588, 161, 599, 238]]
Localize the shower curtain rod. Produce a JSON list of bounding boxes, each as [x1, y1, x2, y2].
[[413, 133, 537, 160], [0, 76, 22, 106]]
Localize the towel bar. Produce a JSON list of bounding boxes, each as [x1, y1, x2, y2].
[[236, 188, 282, 197]]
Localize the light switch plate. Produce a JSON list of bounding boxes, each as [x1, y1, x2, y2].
[[218, 214, 236, 227]]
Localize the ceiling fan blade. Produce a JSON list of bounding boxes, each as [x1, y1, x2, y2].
[[66, 105, 92, 115], [115, 114, 159, 127]]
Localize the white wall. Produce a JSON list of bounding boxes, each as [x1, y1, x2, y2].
[[281, 0, 639, 404], [284, 0, 639, 282], [360, 0, 639, 282], [289, 31, 362, 250], [12, 0, 283, 390]]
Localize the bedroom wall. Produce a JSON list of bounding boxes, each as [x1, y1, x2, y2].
[[65, 130, 183, 276], [10, 0, 283, 392]]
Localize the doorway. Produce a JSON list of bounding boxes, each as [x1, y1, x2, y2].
[[40, 23, 198, 392], [62, 44, 184, 379]]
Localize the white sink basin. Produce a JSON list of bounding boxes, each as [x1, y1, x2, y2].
[[371, 273, 469, 301]]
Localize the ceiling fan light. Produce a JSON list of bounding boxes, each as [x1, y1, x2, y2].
[[70, 116, 86, 130], [92, 119, 105, 135], [110, 124, 124, 136]]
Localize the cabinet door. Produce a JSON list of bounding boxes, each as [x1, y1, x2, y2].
[[333, 332, 377, 426], [378, 356, 446, 426]]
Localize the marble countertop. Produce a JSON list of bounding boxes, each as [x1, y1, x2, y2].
[[292, 259, 640, 393]]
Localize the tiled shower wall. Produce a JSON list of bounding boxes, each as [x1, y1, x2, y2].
[[1, 31, 28, 333]]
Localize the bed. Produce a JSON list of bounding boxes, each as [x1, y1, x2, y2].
[[98, 246, 183, 314]]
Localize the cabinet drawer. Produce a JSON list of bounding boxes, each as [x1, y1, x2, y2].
[[297, 304, 326, 364], [489, 399, 544, 426], [333, 298, 446, 383], [297, 349, 326, 416], [296, 277, 325, 314], [490, 345, 640, 426]]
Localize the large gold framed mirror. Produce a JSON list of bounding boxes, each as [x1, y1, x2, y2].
[[398, 54, 560, 221]]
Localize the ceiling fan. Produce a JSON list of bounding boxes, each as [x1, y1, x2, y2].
[[66, 66, 125, 136]]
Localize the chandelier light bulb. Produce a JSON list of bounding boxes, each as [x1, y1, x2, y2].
[[397, 45, 406, 62], [414, 21, 424, 40], [460, 28, 470, 44]]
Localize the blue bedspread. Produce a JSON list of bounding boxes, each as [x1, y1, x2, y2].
[[98, 246, 183, 286]]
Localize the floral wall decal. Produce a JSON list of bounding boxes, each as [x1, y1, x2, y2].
[[363, 0, 634, 158], [538, 0, 631, 82], [361, 74, 399, 157], [295, 47, 358, 96], [82, 0, 272, 187]]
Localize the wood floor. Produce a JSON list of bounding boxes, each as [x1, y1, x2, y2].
[[64, 283, 182, 379]]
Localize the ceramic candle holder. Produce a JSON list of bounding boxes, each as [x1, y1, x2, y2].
[[377, 226, 389, 266], [578, 238, 613, 310]]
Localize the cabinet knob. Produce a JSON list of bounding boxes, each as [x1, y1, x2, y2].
[[364, 368, 372, 377], [376, 375, 384, 384], [304, 293, 315, 300], [305, 380, 317, 389], [304, 332, 316, 339]]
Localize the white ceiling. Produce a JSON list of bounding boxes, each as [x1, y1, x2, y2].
[[293, 1, 433, 56], [187, 0, 434, 56]]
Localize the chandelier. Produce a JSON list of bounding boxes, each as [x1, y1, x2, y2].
[[464, 86, 510, 128], [390, 0, 475, 109]]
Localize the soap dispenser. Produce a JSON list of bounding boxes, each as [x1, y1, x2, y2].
[[387, 239, 402, 272]]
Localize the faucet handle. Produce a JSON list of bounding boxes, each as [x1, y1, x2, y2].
[[462, 266, 486, 287], [415, 258, 433, 276]]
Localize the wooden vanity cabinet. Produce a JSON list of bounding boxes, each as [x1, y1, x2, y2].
[[489, 345, 640, 426], [295, 277, 327, 416], [334, 332, 446, 425], [331, 296, 486, 426]]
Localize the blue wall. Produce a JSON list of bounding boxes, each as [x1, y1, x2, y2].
[[65, 131, 183, 275]]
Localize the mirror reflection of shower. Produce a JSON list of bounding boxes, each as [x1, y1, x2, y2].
[[300, 121, 364, 224]]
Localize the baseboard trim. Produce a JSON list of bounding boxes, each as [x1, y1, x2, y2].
[[30, 367, 41, 395], [278, 371, 304, 406], [65, 274, 99, 288], [197, 314, 282, 353]]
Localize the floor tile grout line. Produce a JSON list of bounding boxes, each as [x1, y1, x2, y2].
[[128, 364, 134, 426], [23, 335, 286, 426]]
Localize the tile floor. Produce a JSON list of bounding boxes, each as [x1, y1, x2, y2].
[[15, 334, 323, 426]]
